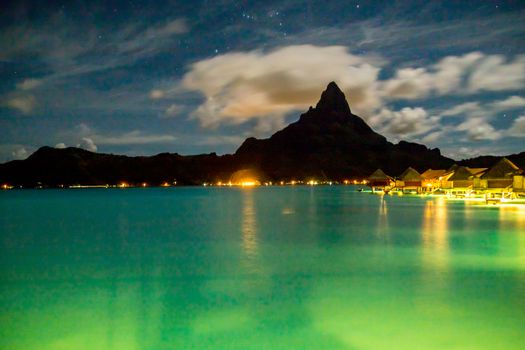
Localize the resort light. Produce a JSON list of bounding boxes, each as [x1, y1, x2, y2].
[[118, 182, 129, 188], [240, 181, 256, 187], [161, 182, 170, 187], [142, 182, 148, 187]]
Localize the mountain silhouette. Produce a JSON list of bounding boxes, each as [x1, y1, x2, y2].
[[235, 82, 453, 179], [3, 81, 518, 187]]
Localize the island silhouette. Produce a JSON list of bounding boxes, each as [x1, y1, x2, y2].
[[1, 82, 524, 187]]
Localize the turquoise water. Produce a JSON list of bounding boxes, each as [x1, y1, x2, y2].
[[1, 187, 524, 350]]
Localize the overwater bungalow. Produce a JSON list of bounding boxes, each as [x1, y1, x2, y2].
[[420, 169, 453, 192], [396, 167, 422, 193], [445, 166, 487, 196], [361, 157, 525, 202], [367, 169, 394, 192], [481, 158, 523, 193]]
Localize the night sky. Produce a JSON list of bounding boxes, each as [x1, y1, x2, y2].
[[1, 0, 525, 162]]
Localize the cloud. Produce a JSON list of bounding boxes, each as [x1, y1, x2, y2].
[[489, 95, 525, 111], [4, 95, 36, 114], [445, 146, 488, 160], [420, 130, 445, 144], [507, 116, 525, 137], [181, 46, 525, 140], [92, 130, 176, 145], [182, 45, 382, 129], [149, 89, 165, 99], [382, 52, 484, 99], [468, 55, 525, 92], [77, 137, 98, 152], [0, 15, 189, 81], [16, 78, 42, 90], [456, 118, 501, 141], [164, 104, 183, 117], [11, 147, 28, 160], [55, 143, 66, 149], [383, 53, 525, 100], [368, 107, 439, 138], [439, 102, 482, 117]]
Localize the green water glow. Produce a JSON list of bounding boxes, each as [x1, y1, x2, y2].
[[1, 187, 524, 349]]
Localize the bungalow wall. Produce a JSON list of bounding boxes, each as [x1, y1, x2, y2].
[[452, 180, 473, 188], [404, 181, 421, 187], [473, 178, 483, 188], [370, 180, 391, 187], [441, 180, 453, 189], [514, 175, 524, 191], [487, 179, 513, 189]]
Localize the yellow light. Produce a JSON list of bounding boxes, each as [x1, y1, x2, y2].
[[291, 181, 296, 185], [280, 181, 284, 185], [142, 182, 147, 187], [118, 182, 129, 188], [161, 182, 170, 187], [241, 181, 256, 187]]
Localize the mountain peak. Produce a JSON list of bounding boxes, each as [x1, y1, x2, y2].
[[315, 81, 351, 115]]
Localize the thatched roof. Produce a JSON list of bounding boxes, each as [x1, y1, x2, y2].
[[421, 169, 447, 180], [449, 166, 474, 181], [368, 169, 392, 181], [481, 158, 523, 180], [398, 167, 421, 181], [467, 168, 487, 177], [447, 164, 459, 172]]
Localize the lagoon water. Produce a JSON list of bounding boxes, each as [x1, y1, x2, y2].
[[1, 186, 524, 349]]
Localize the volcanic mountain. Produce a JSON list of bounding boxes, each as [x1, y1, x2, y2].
[[234, 82, 453, 179], [1, 82, 460, 186]]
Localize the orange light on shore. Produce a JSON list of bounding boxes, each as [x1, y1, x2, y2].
[[2, 184, 13, 190], [142, 182, 148, 187], [161, 182, 170, 187], [118, 182, 129, 188], [240, 181, 257, 187]]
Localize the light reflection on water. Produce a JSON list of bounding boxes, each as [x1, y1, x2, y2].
[[241, 189, 259, 273], [422, 196, 449, 270], [0, 187, 524, 350]]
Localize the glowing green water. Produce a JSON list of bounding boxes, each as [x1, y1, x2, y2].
[[1, 187, 524, 349]]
